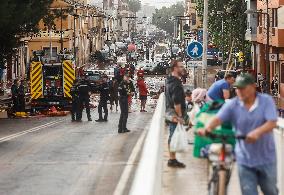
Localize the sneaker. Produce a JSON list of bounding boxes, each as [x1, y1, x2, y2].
[[118, 130, 123, 133], [95, 119, 104, 122], [88, 118, 92, 121], [167, 159, 186, 168], [103, 119, 108, 122], [142, 110, 147, 112]]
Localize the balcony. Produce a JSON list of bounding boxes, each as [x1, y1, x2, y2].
[[245, 27, 257, 42]]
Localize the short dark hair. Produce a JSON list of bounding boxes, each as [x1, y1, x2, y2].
[[170, 59, 182, 72], [224, 73, 234, 80], [185, 89, 192, 97]]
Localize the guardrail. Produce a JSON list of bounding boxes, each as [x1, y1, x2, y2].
[[129, 93, 165, 195], [275, 118, 284, 195]]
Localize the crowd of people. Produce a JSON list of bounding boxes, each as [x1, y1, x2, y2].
[[70, 64, 149, 134], [165, 59, 278, 195]]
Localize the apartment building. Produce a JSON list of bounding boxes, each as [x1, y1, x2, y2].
[[246, 0, 284, 97], [184, 0, 202, 31]]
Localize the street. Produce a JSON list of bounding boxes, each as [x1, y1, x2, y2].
[[0, 110, 152, 195]]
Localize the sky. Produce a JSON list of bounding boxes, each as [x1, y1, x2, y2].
[[89, 0, 179, 9], [141, 0, 179, 8]]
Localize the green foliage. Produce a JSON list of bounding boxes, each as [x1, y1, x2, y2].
[[0, 0, 53, 58], [127, 0, 141, 14], [152, 2, 185, 35], [196, 0, 250, 57]]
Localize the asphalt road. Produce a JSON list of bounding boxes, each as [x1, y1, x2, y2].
[[0, 109, 153, 195]]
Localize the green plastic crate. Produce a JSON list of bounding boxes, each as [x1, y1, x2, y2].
[[193, 101, 235, 158]]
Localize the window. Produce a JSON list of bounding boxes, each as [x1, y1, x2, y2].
[[43, 47, 57, 57], [272, 8, 278, 27]]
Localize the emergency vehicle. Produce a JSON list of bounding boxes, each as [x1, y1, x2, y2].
[[29, 50, 76, 109]]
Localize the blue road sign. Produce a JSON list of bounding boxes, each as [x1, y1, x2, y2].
[[187, 41, 203, 58]]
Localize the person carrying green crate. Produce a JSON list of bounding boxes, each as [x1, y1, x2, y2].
[[198, 73, 278, 195]]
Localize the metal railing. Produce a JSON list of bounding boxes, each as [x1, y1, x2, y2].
[[275, 118, 284, 195], [129, 93, 165, 195]]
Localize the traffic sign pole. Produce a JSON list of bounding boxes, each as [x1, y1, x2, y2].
[[202, 0, 208, 88]]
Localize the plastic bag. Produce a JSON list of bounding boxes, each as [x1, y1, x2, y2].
[[170, 123, 188, 153]]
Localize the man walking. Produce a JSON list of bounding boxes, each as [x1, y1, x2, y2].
[[165, 60, 186, 168], [77, 79, 92, 121], [199, 73, 278, 195], [70, 79, 79, 122], [18, 80, 25, 112], [137, 76, 148, 112], [207, 73, 235, 101], [109, 78, 119, 112], [118, 74, 131, 133], [11, 79, 19, 113], [96, 75, 110, 122]]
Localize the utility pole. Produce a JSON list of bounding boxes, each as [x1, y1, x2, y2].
[[60, 8, 64, 53], [202, 0, 208, 88], [73, 9, 78, 67], [265, 0, 270, 90]]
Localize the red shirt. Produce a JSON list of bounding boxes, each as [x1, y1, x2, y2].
[[137, 79, 148, 96]]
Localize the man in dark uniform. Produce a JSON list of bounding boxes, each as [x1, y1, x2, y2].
[[77, 79, 92, 121], [118, 74, 131, 133], [70, 79, 79, 122], [11, 79, 19, 113], [96, 75, 110, 122], [18, 80, 25, 112]]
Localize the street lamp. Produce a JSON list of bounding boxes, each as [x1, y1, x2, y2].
[[245, 6, 270, 89]]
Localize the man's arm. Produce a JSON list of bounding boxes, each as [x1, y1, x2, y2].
[[198, 116, 222, 135], [246, 121, 277, 143], [173, 104, 184, 123], [223, 89, 230, 99]]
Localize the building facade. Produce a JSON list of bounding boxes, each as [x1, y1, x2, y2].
[[246, 0, 284, 98], [184, 0, 202, 31]]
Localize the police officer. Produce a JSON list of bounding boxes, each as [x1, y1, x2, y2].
[[96, 75, 110, 122], [70, 79, 79, 122], [118, 74, 131, 133], [18, 80, 25, 112], [77, 79, 92, 121], [11, 79, 19, 113]]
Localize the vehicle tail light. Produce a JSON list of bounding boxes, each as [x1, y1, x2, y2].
[[56, 80, 61, 88], [46, 80, 51, 87]]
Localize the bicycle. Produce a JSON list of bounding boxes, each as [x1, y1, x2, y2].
[[205, 132, 246, 195]]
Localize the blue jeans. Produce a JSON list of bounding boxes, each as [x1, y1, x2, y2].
[[238, 163, 278, 195], [168, 123, 177, 145]]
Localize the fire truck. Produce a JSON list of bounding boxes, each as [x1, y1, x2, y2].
[[29, 51, 76, 109]]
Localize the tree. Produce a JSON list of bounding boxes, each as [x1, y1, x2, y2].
[[196, 0, 250, 59], [152, 2, 185, 35], [0, 0, 53, 60], [127, 0, 141, 16]]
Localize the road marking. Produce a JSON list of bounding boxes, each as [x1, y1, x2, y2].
[[0, 119, 66, 143], [113, 128, 148, 195]]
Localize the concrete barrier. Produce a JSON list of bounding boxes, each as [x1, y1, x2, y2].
[[275, 118, 284, 195], [130, 94, 284, 195], [129, 93, 165, 195]]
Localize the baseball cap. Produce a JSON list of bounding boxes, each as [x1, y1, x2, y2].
[[233, 73, 255, 88]]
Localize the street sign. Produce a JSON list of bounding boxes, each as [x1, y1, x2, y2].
[[269, 53, 278, 62], [186, 61, 203, 67], [186, 41, 203, 58]]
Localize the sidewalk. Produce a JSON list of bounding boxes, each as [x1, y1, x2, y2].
[[162, 129, 241, 195]]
